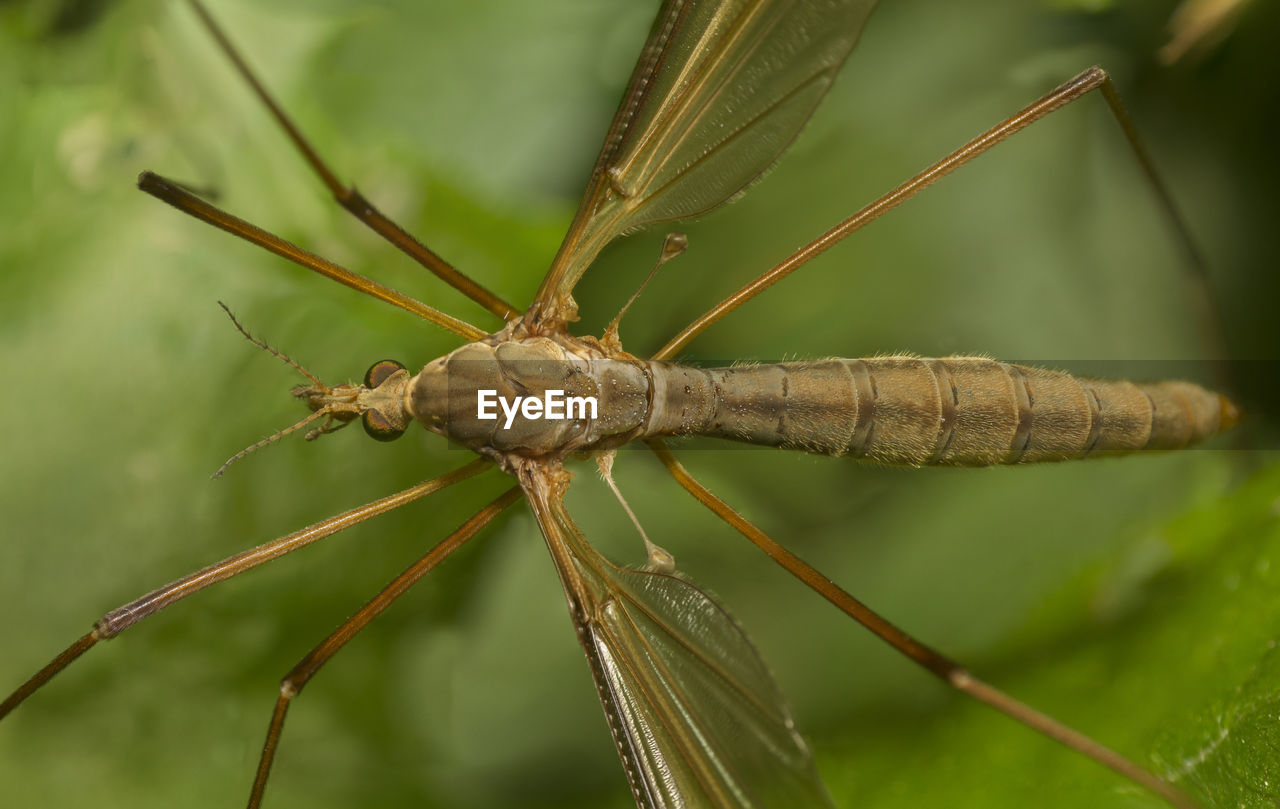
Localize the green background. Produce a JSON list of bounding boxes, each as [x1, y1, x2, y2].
[[1, 1, 1277, 808]]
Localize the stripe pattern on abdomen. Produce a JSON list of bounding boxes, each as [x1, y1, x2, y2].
[[643, 356, 1235, 466]]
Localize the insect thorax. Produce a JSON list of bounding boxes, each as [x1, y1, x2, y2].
[[405, 334, 651, 460]]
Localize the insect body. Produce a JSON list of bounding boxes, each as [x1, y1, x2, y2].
[[343, 332, 1235, 466]]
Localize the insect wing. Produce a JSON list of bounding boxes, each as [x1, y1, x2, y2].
[[534, 0, 879, 318], [523, 472, 833, 809]]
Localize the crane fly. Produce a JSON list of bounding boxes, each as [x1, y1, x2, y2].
[[0, 1, 1257, 808]]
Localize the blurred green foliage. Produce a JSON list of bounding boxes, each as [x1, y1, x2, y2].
[[0, 1, 1276, 808]]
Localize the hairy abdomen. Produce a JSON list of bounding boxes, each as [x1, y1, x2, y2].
[[643, 356, 1237, 466]]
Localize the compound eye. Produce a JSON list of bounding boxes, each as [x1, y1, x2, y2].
[[364, 359, 406, 389], [362, 409, 406, 442]]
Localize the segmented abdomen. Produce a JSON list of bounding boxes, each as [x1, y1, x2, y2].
[[643, 356, 1237, 466]]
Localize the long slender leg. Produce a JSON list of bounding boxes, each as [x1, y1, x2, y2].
[[646, 440, 1198, 809], [139, 172, 484, 341], [0, 459, 493, 721], [183, 0, 517, 321], [653, 67, 1206, 361], [245, 486, 523, 809]]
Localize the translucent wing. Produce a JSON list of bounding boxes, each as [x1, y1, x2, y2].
[[522, 468, 834, 809], [532, 0, 879, 323]]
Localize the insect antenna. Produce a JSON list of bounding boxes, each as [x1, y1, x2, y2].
[[212, 410, 335, 480], [218, 301, 324, 386], [212, 302, 348, 479]]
